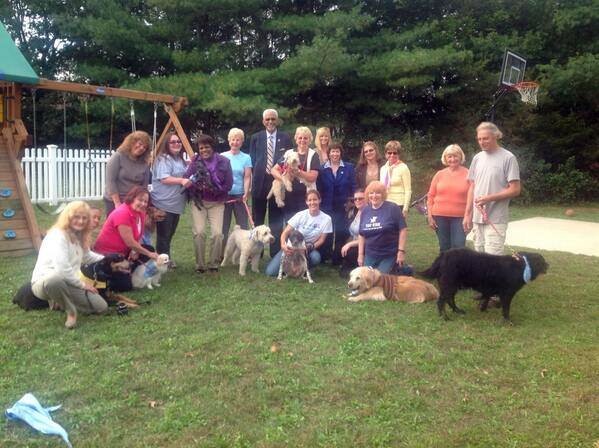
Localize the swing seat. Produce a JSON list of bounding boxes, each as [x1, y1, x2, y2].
[[4, 230, 17, 239], [0, 188, 12, 198], [3, 209, 16, 219]]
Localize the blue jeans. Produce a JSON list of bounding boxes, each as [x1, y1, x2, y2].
[[265, 249, 322, 277], [364, 254, 396, 274], [434, 215, 466, 252]]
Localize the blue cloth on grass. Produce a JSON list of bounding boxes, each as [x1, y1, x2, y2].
[[5, 393, 72, 447]]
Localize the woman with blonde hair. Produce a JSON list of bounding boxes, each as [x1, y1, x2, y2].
[[355, 141, 384, 189], [380, 140, 412, 217], [271, 126, 320, 220], [31, 201, 108, 329], [427, 144, 469, 252], [104, 130, 152, 215], [314, 127, 332, 164], [358, 181, 408, 274]]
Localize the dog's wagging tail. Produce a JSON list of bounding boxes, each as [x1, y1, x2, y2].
[[420, 248, 548, 322]]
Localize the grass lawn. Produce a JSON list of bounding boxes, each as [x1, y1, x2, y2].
[[1, 204, 598, 447]]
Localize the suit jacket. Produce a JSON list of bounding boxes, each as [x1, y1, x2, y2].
[[249, 129, 292, 198], [317, 160, 357, 213]]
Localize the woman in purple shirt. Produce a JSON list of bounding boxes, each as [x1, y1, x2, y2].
[[358, 181, 407, 274], [184, 135, 233, 273]]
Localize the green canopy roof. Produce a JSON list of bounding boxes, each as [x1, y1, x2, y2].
[[0, 22, 39, 84]]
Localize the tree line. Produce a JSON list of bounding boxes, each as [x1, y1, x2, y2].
[[2, 0, 597, 199]]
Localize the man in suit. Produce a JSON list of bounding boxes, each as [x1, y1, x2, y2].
[[249, 109, 292, 255]]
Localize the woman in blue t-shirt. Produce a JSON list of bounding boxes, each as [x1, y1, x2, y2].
[[221, 128, 253, 256], [358, 181, 407, 274]]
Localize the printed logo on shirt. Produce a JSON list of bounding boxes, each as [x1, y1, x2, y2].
[[365, 215, 382, 230]]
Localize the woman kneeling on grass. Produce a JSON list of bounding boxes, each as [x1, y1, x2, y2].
[[265, 189, 333, 277], [31, 201, 108, 329]]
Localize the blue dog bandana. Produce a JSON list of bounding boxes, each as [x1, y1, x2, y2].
[[5, 393, 72, 447], [522, 255, 532, 284], [143, 260, 159, 278]]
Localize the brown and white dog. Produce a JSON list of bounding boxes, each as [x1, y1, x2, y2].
[[267, 150, 301, 208], [221, 224, 275, 275], [346, 266, 439, 303]]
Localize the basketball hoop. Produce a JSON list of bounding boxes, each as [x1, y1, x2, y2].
[[511, 81, 539, 106]]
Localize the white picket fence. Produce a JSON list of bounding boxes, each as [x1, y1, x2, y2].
[[22, 146, 113, 204]]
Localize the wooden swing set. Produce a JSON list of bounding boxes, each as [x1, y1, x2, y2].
[[0, 23, 193, 256]]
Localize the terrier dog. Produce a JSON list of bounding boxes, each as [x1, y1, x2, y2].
[[186, 157, 215, 209], [221, 225, 275, 275], [267, 149, 301, 208], [277, 229, 314, 283], [131, 253, 170, 289]]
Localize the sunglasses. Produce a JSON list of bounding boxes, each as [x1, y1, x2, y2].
[[353, 197, 365, 201], [386, 151, 398, 155]]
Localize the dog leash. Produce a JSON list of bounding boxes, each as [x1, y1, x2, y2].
[[225, 197, 255, 230], [476, 204, 502, 236]]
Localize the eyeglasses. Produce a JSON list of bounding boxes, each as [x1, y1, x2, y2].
[[169, 140, 182, 144], [363, 149, 375, 154], [264, 117, 277, 122], [198, 145, 212, 150], [386, 151, 398, 155], [353, 197, 365, 201]]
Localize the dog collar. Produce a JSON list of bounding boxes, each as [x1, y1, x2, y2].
[[522, 255, 531, 284]]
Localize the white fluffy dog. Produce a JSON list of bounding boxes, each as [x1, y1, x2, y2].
[[267, 149, 300, 207], [221, 225, 275, 275], [132, 253, 170, 289]]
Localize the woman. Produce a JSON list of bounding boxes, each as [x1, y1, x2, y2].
[[104, 130, 151, 216], [317, 142, 356, 264], [31, 201, 108, 328], [150, 132, 191, 263], [314, 127, 332, 164], [271, 126, 320, 221], [380, 140, 411, 218], [358, 181, 407, 274], [184, 134, 233, 273], [95, 186, 158, 290], [265, 190, 332, 277], [355, 141, 384, 190], [339, 188, 366, 276], [221, 128, 252, 256], [427, 144, 469, 252]]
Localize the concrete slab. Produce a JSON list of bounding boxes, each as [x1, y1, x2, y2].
[[467, 217, 599, 257]]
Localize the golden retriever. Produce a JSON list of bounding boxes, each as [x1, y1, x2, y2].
[[347, 266, 439, 303]]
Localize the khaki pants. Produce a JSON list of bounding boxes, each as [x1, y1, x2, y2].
[[473, 222, 508, 255], [32, 273, 108, 316], [190, 201, 225, 269]]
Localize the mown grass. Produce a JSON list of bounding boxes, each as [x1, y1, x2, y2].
[[1, 204, 598, 447]]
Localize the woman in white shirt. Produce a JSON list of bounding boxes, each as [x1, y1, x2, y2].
[[31, 201, 108, 329]]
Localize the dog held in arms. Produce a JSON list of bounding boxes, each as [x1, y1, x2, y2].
[[132, 253, 170, 289], [80, 253, 139, 308], [267, 149, 300, 208], [420, 248, 548, 322], [185, 157, 215, 209], [221, 224, 275, 275], [278, 229, 314, 283], [346, 266, 439, 303]]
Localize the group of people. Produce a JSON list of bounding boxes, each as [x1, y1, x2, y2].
[[29, 110, 521, 328]]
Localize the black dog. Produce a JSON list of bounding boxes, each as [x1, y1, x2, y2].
[[420, 248, 548, 322], [186, 157, 215, 209], [80, 254, 138, 307]]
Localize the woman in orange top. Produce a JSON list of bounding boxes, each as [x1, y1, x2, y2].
[[427, 144, 469, 252]]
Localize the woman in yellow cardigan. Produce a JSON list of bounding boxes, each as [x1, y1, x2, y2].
[[379, 140, 411, 218]]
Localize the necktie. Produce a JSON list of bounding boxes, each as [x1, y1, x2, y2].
[[266, 135, 274, 173]]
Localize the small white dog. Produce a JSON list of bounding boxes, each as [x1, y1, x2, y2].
[[132, 253, 170, 289], [221, 225, 275, 275], [267, 149, 300, 208]]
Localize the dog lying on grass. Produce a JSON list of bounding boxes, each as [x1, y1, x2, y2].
[[346, 266, 439, 303], [80, 254, 139, 308], [221, 225, 275, 276], [420, 248, 548, 322]]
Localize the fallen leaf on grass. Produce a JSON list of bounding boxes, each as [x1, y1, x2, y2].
[[149, 401, 159, 408], [541, 369, 548, 378], [270, 343, 280, 353]]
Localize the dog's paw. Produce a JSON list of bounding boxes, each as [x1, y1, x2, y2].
[[347, 296, 359, 302]]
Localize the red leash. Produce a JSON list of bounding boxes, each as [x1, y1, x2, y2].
[[476, 203, 502, 236], [225, 197, 255, 229]]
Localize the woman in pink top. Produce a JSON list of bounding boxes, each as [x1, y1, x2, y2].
[[95, 186, 158, 290], [427, 144, 469, 252]]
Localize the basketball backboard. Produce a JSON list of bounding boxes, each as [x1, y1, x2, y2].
[[499, 50, 526, 86]]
